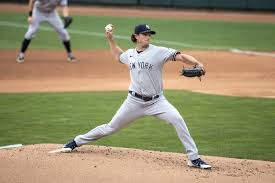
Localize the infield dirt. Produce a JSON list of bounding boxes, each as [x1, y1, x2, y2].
[[1, 49, 275, 98]]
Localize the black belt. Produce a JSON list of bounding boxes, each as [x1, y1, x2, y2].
[[129, 91, 159, 102]]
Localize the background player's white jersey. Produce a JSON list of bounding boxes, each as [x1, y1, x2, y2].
[[35, 0, 68, 13], [120, 44, 178, 96]]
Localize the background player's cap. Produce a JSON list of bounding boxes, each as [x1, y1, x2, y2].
[[134, 24, 156, 35]]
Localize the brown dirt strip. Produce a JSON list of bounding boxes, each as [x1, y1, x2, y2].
[[1, 50, 275, 98]]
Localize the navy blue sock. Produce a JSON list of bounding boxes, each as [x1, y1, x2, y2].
[[63, 41, 72, 53], [20, 38, 31, 53]]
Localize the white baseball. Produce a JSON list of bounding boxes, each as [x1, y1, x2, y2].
[[105, 24, 113, 32]]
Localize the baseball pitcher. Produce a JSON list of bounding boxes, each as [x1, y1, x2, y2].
[[61, 24, 211, 169]]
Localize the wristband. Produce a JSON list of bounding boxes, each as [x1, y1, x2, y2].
[[29, 11, 32, 17]]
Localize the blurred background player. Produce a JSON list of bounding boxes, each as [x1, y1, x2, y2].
[[16, 0, 76, 63]]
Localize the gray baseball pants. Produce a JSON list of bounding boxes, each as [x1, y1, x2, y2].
[[24, 7, 70, 41], [74, 94, 200, 160]]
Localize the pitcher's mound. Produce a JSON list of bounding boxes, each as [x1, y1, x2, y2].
[[0, 144, 274, 183]]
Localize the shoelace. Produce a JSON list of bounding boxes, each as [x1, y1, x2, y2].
[[65, 141, 77, 149], [192, 158, 206, 165]]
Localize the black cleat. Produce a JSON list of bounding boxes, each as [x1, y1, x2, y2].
[[16, 54, 25, 63], [63, 140, 78, 152], [67, 54, 77, 62], [187, 158, 211, 169]]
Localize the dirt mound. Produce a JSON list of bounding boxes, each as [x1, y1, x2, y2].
[[0, 144, 274, 183]]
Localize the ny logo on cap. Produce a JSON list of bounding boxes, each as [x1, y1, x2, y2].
[[134, 24, 156, 35]]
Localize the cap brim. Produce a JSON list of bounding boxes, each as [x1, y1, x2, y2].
[[140, 30, 156, 35]]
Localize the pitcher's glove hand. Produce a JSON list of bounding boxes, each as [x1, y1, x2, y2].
[[180, 65, 205, 80], [63, 16, 73, 28]]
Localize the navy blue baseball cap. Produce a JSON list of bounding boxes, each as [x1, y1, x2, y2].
[[134, 24, 156, 35]]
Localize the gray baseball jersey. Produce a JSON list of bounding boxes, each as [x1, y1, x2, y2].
[[35, 0, 67, 13], [120, 44, 178, 96], [74, 44, 200, 161]]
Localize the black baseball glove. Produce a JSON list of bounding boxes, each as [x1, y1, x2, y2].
[[63, 16, 73, 28], [180, 65, 205, 78]]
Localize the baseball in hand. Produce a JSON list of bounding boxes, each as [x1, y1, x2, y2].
[[105, 24, 113, 32]]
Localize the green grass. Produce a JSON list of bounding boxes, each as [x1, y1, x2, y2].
[[0, 12, 275, 51], [0, 91, 274, 161]]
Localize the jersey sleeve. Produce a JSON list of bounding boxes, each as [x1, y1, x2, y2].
[[158, 46, 180, 63], [60, 0, 68, 6], [119, 51, 129, 64]]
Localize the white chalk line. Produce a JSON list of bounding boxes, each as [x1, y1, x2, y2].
[[0, 144, 23, 149], [1, 21, 275, 58], [230, 49, 275, 58]]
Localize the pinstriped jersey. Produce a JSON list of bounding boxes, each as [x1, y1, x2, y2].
[[35, 0, 68, 13], [120, 44, 178, 96]]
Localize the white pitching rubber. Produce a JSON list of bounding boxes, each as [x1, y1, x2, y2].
[[48, 147, 72, 154]]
